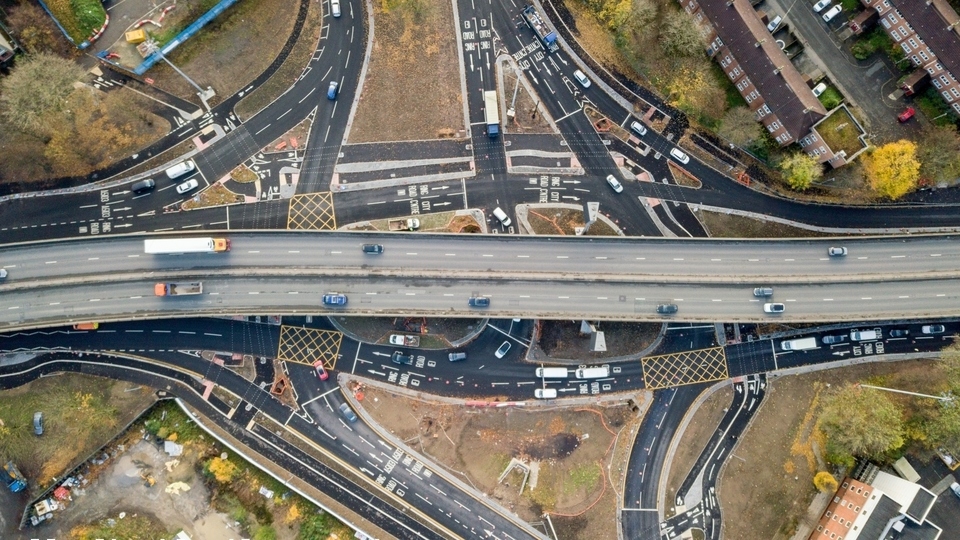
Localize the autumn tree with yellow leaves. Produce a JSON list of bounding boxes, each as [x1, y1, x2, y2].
[[862, 140, 921, 200]]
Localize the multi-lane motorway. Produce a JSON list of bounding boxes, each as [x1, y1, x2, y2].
[[3, 232, 960, 330]]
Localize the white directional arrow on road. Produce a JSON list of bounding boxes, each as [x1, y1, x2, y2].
[[832, 350, 850, 357]]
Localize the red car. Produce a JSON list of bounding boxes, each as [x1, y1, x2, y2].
[[313, 360, 329, 381], [897, 107, 915, 122]]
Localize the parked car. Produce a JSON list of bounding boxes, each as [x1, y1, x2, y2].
[[338, 403, 357, 423], [331, 0, 341, 17], [767, 15, 782, 32], [753, 287, 774, 297], [327, 81, 339, 100], [495, 341, 511, 359], [922, 325, 946, 334], [391, 351, 414, 365], [573, 69, 591, 88], [889, 329, 910, 338], [313, 360, 329, 381], [33, 412, 43, 436], [822, 334, 847, 344], [822, 5, 842, 22], [950, 482, 960, 500], [828, 247, 847, 257], [813, 0, 832, 13], [468, 296, 490, 308], [605, 174, 624, 193], [176, 179, 199, 195], [764, 303, 785, 313], [657, 304, 679, 315], [898, 107, 916, 122], [361, 243, 383, 254], [812, 82, 827, 97], [322, 293, 347, 306]]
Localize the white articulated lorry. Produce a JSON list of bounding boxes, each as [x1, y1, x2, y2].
[[144, 237, 230, 254]]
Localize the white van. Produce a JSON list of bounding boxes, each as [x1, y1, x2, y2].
[[536, 367, 569, 378], [534, 388, 558, 399], [780, 337, 817, 351], [492, 207, 512, 227], [165, 160, 195, 179], [850, 329, 880, 341], [629, 120, 647, 137], [575, 366, 610, 379]]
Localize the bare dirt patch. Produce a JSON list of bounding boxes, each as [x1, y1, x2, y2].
[[349, 0, 464, 142], [502, 69, 554, 134], [362, 387, 630, 531], [664, 384, 732, 517], [719, 358, 940, 539], [334, 316, 484, 347], [697, 210, 830, 238], [527, 207, 620, 236], [537, 320, 661, 360], [145, 0, 302, 106]]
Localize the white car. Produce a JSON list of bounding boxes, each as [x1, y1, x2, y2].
[[812, 82, 827, 97], [331, 0, 341, 17], [822, 5, 842, 22], [767, 15, 782, 33], [605, 174, 624, 193], [165, 160, 195, 180], [813, 0, 831, 13], [670, 148, 690, 164], [176, 179, 199, 194], [573, 70, 591, 88]]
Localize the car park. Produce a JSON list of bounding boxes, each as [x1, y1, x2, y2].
[[764, 303, 785, 313], [828, 247, 847, 257], [753, 287, 774, 297], [165, 160, 195, 180], [313, 360, 329, 381], [338, 403, 357, 423], [767, 15, 782, 32], [629, 120, 647, 137], [669, 148, 690, 164], [889, 329, 910, 338], [448, 352, 467, 362], [176, 179, 199, 195], [822, 334, 847, 344], [573, 69, 591, 88], [657, 304, 678, 315], [131, 179, 156, 194], [922, 325, 945, 334], [322, 293, 347, 306], [327, 81, 339, 100], [822, 5, 842, 22], [331, 0, 341, 17], [812, 82, 827, 97], [605, 174, 624, 193], [391, 351, 414, 365], [468, 296, 490, 307], [813, 0, 831, 13], [362, 243, 383, 254], [495, 341, 511, 359], [898, 107, 915, 122]]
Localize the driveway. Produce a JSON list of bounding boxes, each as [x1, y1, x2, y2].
[[763, 0, 906, 143]]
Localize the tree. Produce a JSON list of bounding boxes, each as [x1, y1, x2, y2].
[[918, 125, 960, 185], [297, 513, 333, 540], [779, 152, 823, 191], [660, 10, 704, 58], [205, 456, 239, 484], [863, 140, 921, 199], [818, 383, 905, 461], [718, 106, 762, 148], [0, 52, 87, 138], [814, 471, 839, 493]]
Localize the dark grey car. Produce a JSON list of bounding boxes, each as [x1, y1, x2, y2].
[[822, 334, 847, 344], [656, 304, 678, 314], [753, 287, 774, 297], [338, 403, 357, 423]]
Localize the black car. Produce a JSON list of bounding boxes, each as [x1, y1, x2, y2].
[[656, 304, 678, 314], [468, 297, 490, 308], [889, 329, 910, 338], [391, 351, 414, 365], [822, 334, 848, 344], [362, 244, 383, 254]]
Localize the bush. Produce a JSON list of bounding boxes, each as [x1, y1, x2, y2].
[[819, 87, 843, 110]]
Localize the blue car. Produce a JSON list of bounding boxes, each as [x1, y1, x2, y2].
[[327, 81, 339, 100], [322, 293, 347, 306]]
